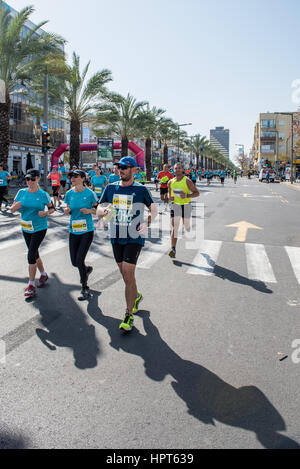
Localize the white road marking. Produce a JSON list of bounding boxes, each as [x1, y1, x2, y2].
[[285, 246, 300, 285], [187, 240, 222, 276], [138, 237, 171, 269], [245, 244, 277, 283]]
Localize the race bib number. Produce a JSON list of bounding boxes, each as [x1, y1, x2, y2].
[[173, 189, 183, 197], [113, 194, 133, 210], [21, 220, 34, 232], [52, 180, 58, 186], [72, 220, 88, 233], [94, 187, 102, 194], [0, 179, 4, 186]]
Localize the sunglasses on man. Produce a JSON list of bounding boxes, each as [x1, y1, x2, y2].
[[117, 165, 133, 170]]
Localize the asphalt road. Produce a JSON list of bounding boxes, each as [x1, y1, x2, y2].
[[0, 177, 300, 449]]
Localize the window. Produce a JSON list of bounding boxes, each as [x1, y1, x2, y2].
[[261, 131, 276, 138], [261, 144, 275, 153], [261, 119, 275, 129]]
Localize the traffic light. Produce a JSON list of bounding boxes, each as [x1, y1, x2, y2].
[[41, 132, 51, 153]]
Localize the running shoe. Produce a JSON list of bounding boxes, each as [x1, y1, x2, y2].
[[36, 274, 49, 288], [25, 285, 36, 298], [78, 286, 91, 301], [133, 292, 143, 314], [169, 248, 176, 259], [119, 314, 134, 332]]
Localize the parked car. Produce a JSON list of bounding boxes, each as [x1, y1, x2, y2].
[[259, 169, 275, 182]]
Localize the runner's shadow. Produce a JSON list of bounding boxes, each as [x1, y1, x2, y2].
[[34, 273, 101, 369], [86, 294, 298, 448], [173, 257, 273, 294], [0, 274, 101, 369]]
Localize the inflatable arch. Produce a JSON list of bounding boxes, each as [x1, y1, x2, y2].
[[51, 142, 145, 169]]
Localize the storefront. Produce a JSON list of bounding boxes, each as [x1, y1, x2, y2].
[[8, 144, 44, 174]]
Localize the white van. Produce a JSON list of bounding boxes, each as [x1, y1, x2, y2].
[[259, 168, 275, 182]]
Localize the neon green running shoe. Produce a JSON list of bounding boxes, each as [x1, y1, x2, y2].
[[133, 292, 143, 314], [119, 314, 134, 332]]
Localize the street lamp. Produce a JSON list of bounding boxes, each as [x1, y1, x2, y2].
[[178, 123, 192, 162]]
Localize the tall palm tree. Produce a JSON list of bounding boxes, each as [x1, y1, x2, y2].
[[60, 52, 113, 167], [190, 135, 210, 169], [136, 105, 166, 179], [157, 118, 177, 165], [95, 93, 148, 157], [0, 3, 65, 165]]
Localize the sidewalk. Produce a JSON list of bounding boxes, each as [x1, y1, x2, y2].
[[282, 181, 300, 192]]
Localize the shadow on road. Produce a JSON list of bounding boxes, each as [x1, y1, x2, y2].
[[0, 430, 27, 449], [0, 273, 101, 370], [86, 293, 298, 449], [173, 258, 273, 294]]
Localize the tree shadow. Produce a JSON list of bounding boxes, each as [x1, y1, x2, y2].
[[0, 274, 101, 370], [173, 257, 273, 294], [86, 294, 299, 449]]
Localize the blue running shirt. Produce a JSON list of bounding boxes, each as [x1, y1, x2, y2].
[[100, 182, 154, 246], [15, 188, 51, 233], [65, 187, 98, 235]]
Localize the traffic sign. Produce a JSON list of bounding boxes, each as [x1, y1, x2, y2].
[[41, 123, 48, 132]]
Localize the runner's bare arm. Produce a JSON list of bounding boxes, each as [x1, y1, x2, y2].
[[186, 178, 200, 199]]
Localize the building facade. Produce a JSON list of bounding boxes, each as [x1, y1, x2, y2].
[[210, 126, 230, 159], [251, 112, 300, 174], [4, 2, 65, 174]]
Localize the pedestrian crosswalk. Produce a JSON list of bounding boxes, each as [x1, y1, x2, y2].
[[1, 219, 300, 285]]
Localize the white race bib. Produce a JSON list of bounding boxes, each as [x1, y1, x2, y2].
[[72, 220, 88, 233], [113, 194, 133, 210], [21, 220, 34, 232], [0, 179, 4, 186], [94, 187, 102, 194]]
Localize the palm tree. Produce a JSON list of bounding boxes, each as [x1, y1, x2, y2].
[[157, 118, 177, 165], [60, 52, 112, 167], [0, 3, 65, 165], [136, 105, 166, 179], [190, 135, 210, 169], [95, 93, 148, 157]]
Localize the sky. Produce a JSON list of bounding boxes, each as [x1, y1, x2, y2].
[[8, 0, 300, 161]]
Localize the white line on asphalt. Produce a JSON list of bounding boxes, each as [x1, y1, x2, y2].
[[187, 240, 222, 276], [245, 244, 277, 283], [138, 237, 171, 269], [285, 246, 300, 284]]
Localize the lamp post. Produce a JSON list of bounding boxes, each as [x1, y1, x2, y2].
[[177, 123, 192, 162]]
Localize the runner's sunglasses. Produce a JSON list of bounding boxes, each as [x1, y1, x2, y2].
[[25, 176, 37, 182], [117, 165, 133, 170]]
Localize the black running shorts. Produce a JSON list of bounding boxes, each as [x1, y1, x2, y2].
[[160, 187, 168, 196], [112, 243, 142, 265], [52, 186, 59, 197]]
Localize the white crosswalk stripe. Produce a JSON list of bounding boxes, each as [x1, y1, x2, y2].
[[187, 240, 222, 276], [285, 246, 300, 285], [138, 237, 171, 269], [245, 243, 277, 283]]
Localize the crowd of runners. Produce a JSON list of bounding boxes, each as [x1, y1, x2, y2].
[[5, 158, 236, 332]]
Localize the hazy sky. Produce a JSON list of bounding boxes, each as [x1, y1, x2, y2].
[[9, 0, 300, 160]]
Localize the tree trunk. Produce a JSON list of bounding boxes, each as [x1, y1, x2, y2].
[[163, 144, 168, 165], [201, 155, 204, 169], [122, 136, 128, 157], [196, 154, 200, 170], [145, 137, 152, 180], [70, 118, 81, 168], [0, 94, 10, 167]]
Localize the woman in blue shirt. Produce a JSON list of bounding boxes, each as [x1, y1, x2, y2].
[[64, 170, 98, 300], [0, 164, 11, 210], [91, 167, 107, 200], [10, 169, 55, 298]]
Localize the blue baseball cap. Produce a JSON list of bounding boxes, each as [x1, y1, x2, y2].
[[117, 157, 138, 168]]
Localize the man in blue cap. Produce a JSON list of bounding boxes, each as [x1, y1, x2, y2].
[[97, 157, 158, 332]]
